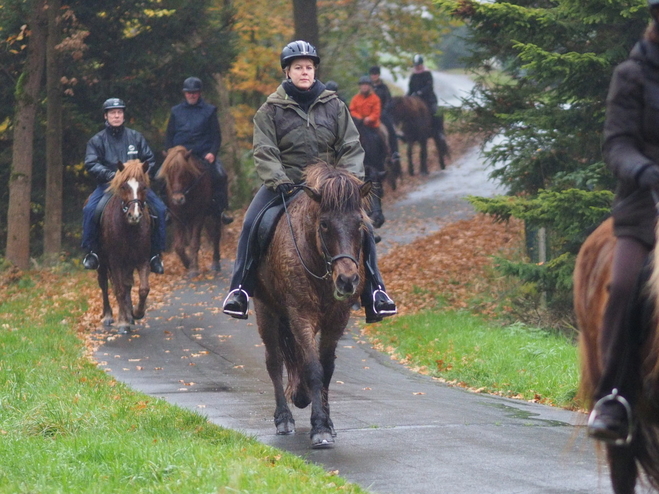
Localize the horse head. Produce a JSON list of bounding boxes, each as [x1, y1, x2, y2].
[[110, 160, 150, 225], [304, 164, 371, 301], [157, 146, 200, 206]]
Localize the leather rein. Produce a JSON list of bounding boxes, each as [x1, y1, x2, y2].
[[282, 186, 361, 281]]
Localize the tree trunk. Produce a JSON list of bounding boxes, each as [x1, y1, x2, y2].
[[5, 0, 47, 270], [292, 0, 319, 48], [43, 0, 63, 261]]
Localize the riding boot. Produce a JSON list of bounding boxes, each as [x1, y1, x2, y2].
[[588, 237, 649, 444], [83, 252, 99, 270], [367, 181, 385, 229], [222, 243, 257, 319], [149, 215, 165, 275], [361, 227, 396, 323], [211, 160, 233, 224]]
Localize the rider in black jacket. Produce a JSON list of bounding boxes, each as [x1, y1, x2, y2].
[[81, 98, 167, 274], [165, 77, 232, 224], [369, 65, 400, 167]]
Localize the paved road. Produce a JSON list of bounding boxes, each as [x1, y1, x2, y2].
[[95, 150, 614, 493]]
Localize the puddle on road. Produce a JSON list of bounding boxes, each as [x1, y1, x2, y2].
[[481, 402, 571, 427]]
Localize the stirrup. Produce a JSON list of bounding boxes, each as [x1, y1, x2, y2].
[[588, 388, 634, 446], [372, 288, 397, 316], [222, 288, 250, 317]]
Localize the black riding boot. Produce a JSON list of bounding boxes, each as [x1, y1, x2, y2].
[[588, 237, 649, 445], [361, 227, 396, 323], [222, 237, 257, 319], [83, 251, 99, 270], [211, 160, 233, 224]]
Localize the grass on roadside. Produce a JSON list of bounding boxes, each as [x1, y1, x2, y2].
[[0, 268, 365, 494], [362, 310, 580, 409]]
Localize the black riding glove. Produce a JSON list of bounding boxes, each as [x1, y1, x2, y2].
[[637, 165, 659, 190], [277, 182, 296, 196]]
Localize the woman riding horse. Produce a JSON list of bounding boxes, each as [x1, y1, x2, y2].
[[222, 40, 396, 323], [587, 0, 659, 444]]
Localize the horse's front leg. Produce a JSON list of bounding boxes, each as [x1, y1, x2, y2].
[[319, 336, 339, 437], [187, 218, 204, 277], [607, 444, 637, 494], [173, 221, 191, 269], [307, 355, 334, 448], [207, 216, 222, 272], [132, 263, 150, 320], [97, 264, 113, 326], [407, 142, 415, 176], [112, 270, 132, 333]]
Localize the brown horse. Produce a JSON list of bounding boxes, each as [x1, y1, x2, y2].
[[98, 160, 152, 334], [389, 95, 450, 175], [157, 145, 222, 277], [254, 162, 371, 448], [575, 217, 659, 493]]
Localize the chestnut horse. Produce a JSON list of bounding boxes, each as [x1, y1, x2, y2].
[[389, 95, 450, 175], [575, 217, 659, 493], [157, 146, 222, 277], [98, 160, 152, 333], [254, 162, 371, 448]]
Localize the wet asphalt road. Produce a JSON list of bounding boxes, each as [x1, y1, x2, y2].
[[95, 144, 615, 493]]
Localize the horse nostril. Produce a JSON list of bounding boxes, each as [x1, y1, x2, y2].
[[337, 273, 359, 294]]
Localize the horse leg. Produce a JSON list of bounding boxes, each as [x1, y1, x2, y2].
[[420, 140, 429, 175], [98, 264, 113, 326], [207, 216, 222, 272], [132, 264, 150, 320], [174, 224, 191, 270], [407, 142, 415, 176], [606, 444, 637, 494], [434, 133, 448, 170], [319, 333, 340, 437], [260, 315, 295, 435], [187, 219, 203, 277], [306, 355, 334, 448], [112, 272, 132, 334]]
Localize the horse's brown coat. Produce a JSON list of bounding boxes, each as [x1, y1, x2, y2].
[[253, 162, 370, 447], [157, 145, 222, 276]]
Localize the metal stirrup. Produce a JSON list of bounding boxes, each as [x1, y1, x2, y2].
[[588, 388, 634, 446], [372, 288, 397, 315], [222, 288, 250, 316]]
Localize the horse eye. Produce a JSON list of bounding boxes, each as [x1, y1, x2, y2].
[[320, 220, 329, 231]]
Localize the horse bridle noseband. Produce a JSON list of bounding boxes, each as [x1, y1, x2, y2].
[[121, 198, 146, 214], [283, 186, 361, 281]]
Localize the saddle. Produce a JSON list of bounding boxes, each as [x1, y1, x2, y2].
[[251, 190, 300, 254]]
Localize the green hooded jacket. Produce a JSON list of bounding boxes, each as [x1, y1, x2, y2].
[[253, 84, 365, 190]]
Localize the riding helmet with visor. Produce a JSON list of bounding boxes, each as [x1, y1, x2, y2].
[[182, 77, 202, 92], [103, 98, 126, 113], [280, 40, 320, 69]]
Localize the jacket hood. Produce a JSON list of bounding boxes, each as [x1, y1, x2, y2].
[[631, 40, 659, 69]]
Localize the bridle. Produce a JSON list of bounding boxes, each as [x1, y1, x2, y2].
[[172, 167, 208, 198], [283, 186, 361, 280], [121, 198, 146, 214]]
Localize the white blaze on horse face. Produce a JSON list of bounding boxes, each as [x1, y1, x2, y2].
[[127, 178, 142, 221]]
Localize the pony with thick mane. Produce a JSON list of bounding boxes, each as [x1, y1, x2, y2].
[[575, 217, 659, 493], [157, 145, 222, 277], [389, 95, 450, 175], [253, 161, 371, 448], [98, 159, 152, 333]]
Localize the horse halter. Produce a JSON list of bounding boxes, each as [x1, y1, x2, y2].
[[283, 186, 361, 281]]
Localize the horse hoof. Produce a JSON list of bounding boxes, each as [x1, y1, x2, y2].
[[187, 270, 199, 279], [133, 311, 145, 321], [276, 420, 296, 435], [210, 262, 221, 272], [118, 325, 131, 334], [102, 317, 114, 327], [311, 432, 334, 449]]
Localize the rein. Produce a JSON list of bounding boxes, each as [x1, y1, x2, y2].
[[282, 186, 361, 281], [172, 162, 208, 197]]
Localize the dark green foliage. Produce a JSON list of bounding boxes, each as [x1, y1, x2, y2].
[[437, 0, 647, 319]]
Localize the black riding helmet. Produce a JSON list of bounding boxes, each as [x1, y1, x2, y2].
[[413, 54, 424, 66], [280, 40, 320, 69], [358, 75, 372, 86], [182, 77, 202, 92], [103, 98, 126, 113]]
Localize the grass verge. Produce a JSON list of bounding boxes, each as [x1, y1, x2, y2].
[[0, 268, 364, 494], [362, 310, 580, 409]]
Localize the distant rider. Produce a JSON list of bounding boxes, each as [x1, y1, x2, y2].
[[369, 66, 400, 168]]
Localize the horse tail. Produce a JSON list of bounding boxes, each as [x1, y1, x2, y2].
[[279, 317, 311, 409]]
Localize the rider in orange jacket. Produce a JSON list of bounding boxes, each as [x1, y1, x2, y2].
[[349, 76, 381, 128]]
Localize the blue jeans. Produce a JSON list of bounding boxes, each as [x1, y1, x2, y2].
[[81, 184, 167, 254]]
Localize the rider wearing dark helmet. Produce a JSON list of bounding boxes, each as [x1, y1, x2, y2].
[[81, 98, 167, 274], [222, 40, 397, 323], [369, 65, 400, 167], [407, 54, 442, 135], [165, 76, 233, 224], [587, 0, 659, 444]]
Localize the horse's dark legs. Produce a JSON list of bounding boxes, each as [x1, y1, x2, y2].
[[207, 216, 222, 272], [186, 220, 204, 277], [306, 357, 334, 448], [133, 264, 150, 320], [112, 274, 132, 333], [420, 140, 429, 175], [607, 444, 637, 494], [434, 134, 448, 170], [173, 221, 192, 270], [319, 334, 340, 437], [407, 142, 415, 176], [98, 265, 113, 326]]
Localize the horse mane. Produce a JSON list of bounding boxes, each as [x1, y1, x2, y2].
[[303, 161, 365, 213], [157, 146, 203, 185], [107, 159, 150, 194]]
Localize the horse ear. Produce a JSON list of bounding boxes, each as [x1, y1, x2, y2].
[[117, 161, 125, 171], [185, 150, 193, 160], [303, 186, 321, 202], [141, 161, 149, 174], [360, 180, 373, 198]]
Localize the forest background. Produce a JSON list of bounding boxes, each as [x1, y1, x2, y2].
[[0, 0, 654, 323]]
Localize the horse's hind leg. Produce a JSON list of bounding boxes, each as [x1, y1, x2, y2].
[[607, 444, 637, 494], [434, 134, 448, 170], [98, 265, 113, 326], [132, 264, 150, 320]]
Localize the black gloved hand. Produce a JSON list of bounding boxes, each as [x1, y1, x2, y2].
[[637, 165, 659, 190], [277, 182, 296, 196]]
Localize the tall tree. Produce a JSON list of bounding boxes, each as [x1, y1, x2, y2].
[[43, 0, 63, 260], [5, 0, 47, 269], [292, 0, 318, 47]]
